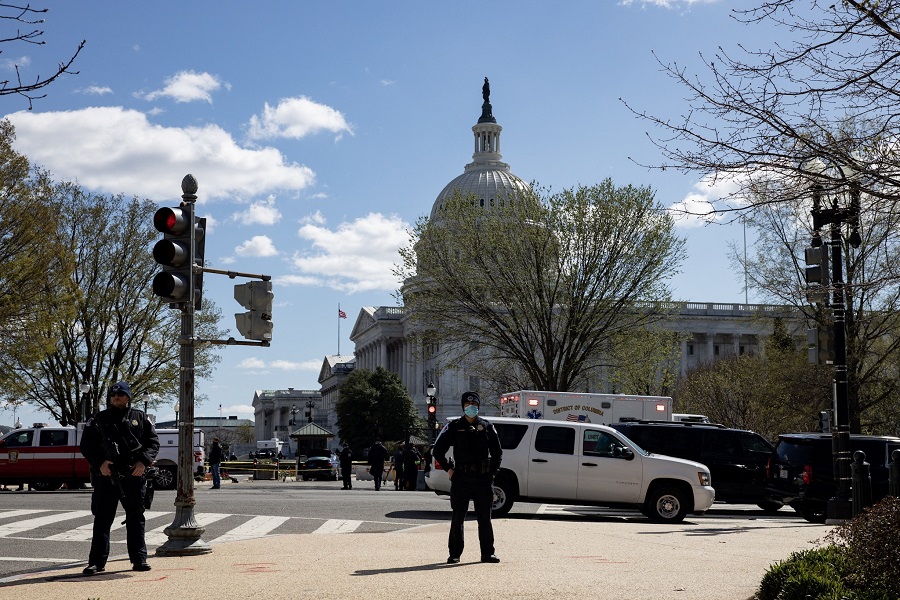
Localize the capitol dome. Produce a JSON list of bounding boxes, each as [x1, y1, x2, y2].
[[429, 79, 532, 222]]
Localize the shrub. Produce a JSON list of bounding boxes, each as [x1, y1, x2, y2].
[[756, 546, 852, 600], [828, 496, 900, 599]]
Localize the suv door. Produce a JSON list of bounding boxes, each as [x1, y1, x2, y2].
[[576, 429, 641, 503], [702, 430, 773, 501], [525, 424, 578, 499]]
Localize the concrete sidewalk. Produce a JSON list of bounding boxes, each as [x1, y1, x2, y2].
[[0, 515, 831, 600]]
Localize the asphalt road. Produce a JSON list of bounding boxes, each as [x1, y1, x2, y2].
[[0, 478, 805, 580]]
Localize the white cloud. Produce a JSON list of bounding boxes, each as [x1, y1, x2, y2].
[[5, 107, 315, 201], [669, 173, 746, 228], [236, 357, 266, 369], [142, 70, 224, 103], [270, 359, 321, 371], [246, 96, 353, 141], [620, 0, 718, 7], [286, 212, 409, 293], [1, 56, 29, 70], [235, 235, 278, 257], [79, 85, 113, 96], [232, 196, 282, 226]]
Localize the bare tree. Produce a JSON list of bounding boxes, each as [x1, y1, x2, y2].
[[624, 1, 900, 218], [396, 181, 685, 393], [0, 3, 84, 109]]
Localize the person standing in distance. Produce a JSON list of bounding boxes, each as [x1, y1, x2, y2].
[[368, 440, 388, 491], [79, 381, 159, 575], [432, 391, 502, 564], [339, 442, 353, 490], [209, 437, 223, 489]]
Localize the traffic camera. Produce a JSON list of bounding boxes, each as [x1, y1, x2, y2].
[[234, 280, 274, 341]]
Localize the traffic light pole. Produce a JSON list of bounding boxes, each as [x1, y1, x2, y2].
[[157, 175, 212, 557]]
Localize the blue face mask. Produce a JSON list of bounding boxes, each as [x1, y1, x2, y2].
[[464, 405, 479, 418]]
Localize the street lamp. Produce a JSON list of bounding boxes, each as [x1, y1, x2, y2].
[[802, 156, 862, 522], [173, 401, 180, 427], [79, 383, 91, 423], [305, 400, 315, 423], [142, 391, 149, 415]]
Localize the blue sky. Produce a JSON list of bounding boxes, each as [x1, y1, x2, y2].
[[2, 0, 766, 427]]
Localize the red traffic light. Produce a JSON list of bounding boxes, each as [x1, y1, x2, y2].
[[153, 207, 189, 235], [427, 404, 436, 415]]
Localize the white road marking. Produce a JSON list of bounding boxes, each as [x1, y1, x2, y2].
[[43, 511, 170, 541], [144, 512, 231, 546], [0, 510, 92, 537], [313, 519, 363, 534], [209, 515, 290, 543]]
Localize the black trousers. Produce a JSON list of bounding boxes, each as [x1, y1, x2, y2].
[[448, 474, 494, 559], [88, 472, 147, 567], [341, 465, 352, 488]]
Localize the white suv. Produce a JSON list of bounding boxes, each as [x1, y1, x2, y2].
[[427, 416, 714, 523]]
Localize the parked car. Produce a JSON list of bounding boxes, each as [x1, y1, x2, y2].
[[765, 432, 900, 523], [251, 449, 279, 460], [298, 455, 339, 481], [610, 420, 781, 511]]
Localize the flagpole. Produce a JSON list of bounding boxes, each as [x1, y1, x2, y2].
[[338, 303, 341, 355]]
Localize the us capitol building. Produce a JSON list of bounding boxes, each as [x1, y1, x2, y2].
[[255, 80, 804, 444]]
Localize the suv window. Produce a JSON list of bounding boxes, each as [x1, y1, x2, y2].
[[775, 437, 820, 466], [534, 425, 575, 455], [582, 430, 623, 457], [493, 423, 528, 450]]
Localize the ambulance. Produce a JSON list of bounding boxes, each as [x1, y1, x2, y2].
[[499, 390, 672, 424]]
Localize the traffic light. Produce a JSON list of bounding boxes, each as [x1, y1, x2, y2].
[[818, 410, 831, 433], [427, 400, 436, 422], [804, 245, 829, 305], [234, 280, 274, 341], [152, 207, 205, 308], [807, 324, 834, 365]]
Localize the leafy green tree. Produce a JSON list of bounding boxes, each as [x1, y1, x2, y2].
[[607, 326, 687, 397], [0, 182, 225, 424], [0, 120, 75, 410], [396, 180, 685, 393], [336, 367, 419, 449]]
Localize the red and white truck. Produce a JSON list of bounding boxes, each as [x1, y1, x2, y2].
[[0, 423, 204, 490], [499, 390, 672, 424]]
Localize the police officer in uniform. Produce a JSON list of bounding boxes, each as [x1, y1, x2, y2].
[[432, 391, 502, 564], [79, 381, 159, 575]]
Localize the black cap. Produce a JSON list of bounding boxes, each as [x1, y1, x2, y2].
[[461, 391, 481, 408]]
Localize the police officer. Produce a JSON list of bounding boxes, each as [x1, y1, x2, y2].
[[79, 381, 159, 575], [432, 391, 502, 564]]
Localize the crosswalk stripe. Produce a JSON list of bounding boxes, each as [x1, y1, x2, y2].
[[0, 510, 92, 537], [0, 510, 51, 521], [144, 512, 231, 546], [209, 515, 290, 543], [313, 519, 363, 534], [43, 511, 170, 541]]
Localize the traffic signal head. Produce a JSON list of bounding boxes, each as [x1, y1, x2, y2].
[[234, 280, 274, 341], [807, 324, 834, 365], [152, 207, 205, 308], [804, 245, 830, 285]]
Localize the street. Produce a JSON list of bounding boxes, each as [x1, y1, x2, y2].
[[0, 478, 821, 583]]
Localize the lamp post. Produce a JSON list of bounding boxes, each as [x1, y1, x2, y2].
[[803, 157, 862, 522], [79, 383, 91, 423], [305, 400, 315, 423], [426, 382, 437, 444], [142, 391, 149, 415], [173, 401, 180, 427]]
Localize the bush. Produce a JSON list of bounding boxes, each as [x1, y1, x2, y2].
[[828, 496, 900, 599], [756, 546, 852, 600], [756, 497, 900, 600]]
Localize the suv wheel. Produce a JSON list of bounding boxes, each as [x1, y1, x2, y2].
[[491, 477, 515, 517], [757, 499, 783, 514], [645, 486, 688, 523], [797, 500, 827, 524], [155, 466, 177, 490]]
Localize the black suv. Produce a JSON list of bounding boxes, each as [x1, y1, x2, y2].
[[610, 421, 780, 511], [765, 433, 900, 523]]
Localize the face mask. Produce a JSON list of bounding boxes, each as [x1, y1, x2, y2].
[[464, 405, 479, 418]]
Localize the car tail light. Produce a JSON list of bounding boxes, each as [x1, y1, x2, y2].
[[194, 450, 203, 463], [802, 464, 812, 485]]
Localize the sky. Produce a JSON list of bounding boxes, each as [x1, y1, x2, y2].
[[1, 0, 770, 427]]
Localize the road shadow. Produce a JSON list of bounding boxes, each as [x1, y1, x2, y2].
[[352, 561, 472, 576]]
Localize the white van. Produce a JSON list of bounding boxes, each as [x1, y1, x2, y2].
[[427, 416, 714, 523]]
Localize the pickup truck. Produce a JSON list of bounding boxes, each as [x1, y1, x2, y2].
[[0, 423, 204, 490], [426, 416, 715, 523]]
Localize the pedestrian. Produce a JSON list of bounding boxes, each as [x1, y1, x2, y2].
[[209, 437, 223, 489], [339, 442, 353, 489], [79, 381, 160, 575], [432, 391, 502, 565], [392, 446, 404, 490], [368, 440, 388, 491], [402, 443, 421, 491]]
